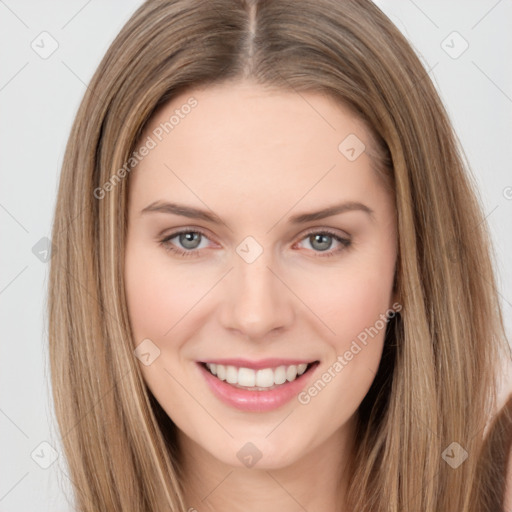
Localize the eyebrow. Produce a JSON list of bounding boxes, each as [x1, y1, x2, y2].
[[140, 200, 374, 224]]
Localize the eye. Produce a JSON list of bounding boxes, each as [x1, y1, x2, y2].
[[294, 229, 352, 257], [159, 229, 211, 258], [158, 228, 351, 258]]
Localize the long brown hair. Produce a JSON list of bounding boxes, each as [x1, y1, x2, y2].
[[48, 0, 511, 510]]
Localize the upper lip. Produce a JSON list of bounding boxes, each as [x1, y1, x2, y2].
[[199, 358, 318, 370]]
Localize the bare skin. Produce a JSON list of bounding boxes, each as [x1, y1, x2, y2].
[[124, 80, 398, 511]]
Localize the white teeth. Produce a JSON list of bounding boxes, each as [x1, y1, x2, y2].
[[297, 363, 308, 375], [256, 368, 274, 387], [216, 364, 226, 380], [274, 365, 287, 385], [238, 367, 256, 387], [226, 365, 238, 384], [286, 365, 297, 381], [204, 362, 312, 388]]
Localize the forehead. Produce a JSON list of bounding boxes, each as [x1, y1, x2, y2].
[[129, 81, 386, 215]]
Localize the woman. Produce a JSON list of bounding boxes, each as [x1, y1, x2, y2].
[[48, 0, 512, 510]]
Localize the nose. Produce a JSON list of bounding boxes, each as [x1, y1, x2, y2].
[[218, 249, 295, 340]]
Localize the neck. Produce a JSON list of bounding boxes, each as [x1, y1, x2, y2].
[[177, 414, 357, 512]]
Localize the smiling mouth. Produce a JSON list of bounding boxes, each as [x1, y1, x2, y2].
[[199, 361, 319, 391]]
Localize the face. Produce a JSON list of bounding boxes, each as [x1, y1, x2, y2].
[[124, 80, 397, 470]]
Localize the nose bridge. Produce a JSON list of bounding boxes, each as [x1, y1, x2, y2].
[[218, 240, 294, 338]]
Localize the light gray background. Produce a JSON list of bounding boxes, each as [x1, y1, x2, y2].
[[1, 1, 511, 510]]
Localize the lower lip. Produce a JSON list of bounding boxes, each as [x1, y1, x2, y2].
[[197, 362, 319, 412]]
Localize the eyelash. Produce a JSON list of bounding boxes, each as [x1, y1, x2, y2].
[[158, 228, 352, 259]]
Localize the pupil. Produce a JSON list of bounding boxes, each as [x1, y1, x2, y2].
[[181, 232, 200, 249], [178, 233, 333, 251], [311, 234, 331, 251]]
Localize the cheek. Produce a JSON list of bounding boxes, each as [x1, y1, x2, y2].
[[307, 256, 395, 350], [294, 268, 394, 423], [296, 239, 396, 402], [338, 269, 392, 337], [124, 240, 204, 342], [124, 240, 199, 411]]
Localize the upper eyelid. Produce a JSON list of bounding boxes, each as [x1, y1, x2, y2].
[[160, 227, 217, 245], [160, 226, 351, 247]]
